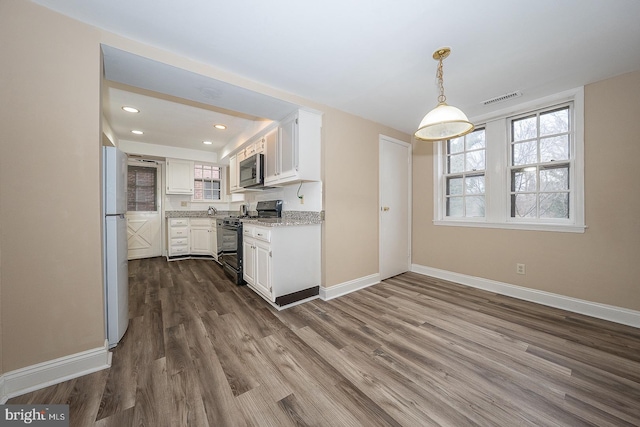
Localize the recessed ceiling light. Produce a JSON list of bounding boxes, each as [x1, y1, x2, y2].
[[203, 141, 213, 145], [131, 130, 144, 135], [122, 106, 139, 113], [214, 124, 227, 130]]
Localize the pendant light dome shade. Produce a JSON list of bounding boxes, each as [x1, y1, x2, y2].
[[414, 47, 474, 142], [414, 102, 474, 141]]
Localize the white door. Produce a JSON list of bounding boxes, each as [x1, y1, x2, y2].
[[126, 160, 162, 260], [379, 135, 411, 280]]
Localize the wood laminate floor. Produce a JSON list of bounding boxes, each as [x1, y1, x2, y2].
[[9, 257, 640, 426]]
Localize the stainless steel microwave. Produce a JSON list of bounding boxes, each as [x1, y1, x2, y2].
[[239, 153, 265, 188]]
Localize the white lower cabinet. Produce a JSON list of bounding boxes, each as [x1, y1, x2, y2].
[[190, 219, 212, 255], [167, 217, 218, 261], [242, 223, 320, 307], [168, 218, 190, 257]]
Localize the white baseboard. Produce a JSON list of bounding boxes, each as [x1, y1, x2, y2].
[[320, 273, 380, 301], [0, 340, 111, 403], [411, 264, 640, 328]]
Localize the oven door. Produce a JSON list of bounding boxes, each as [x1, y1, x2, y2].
[[239, 154, 263, 188]]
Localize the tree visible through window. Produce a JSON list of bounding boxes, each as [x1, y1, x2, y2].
[[127, 165, 157, 211], [510, 105, 571, 219], [194, 163, 221, 201]]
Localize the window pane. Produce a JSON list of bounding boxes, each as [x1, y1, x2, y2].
[[194, 180, 203, 200], [540, 135, 569, 163], [465, 196, 485, 217], [511, 194, 537, 218], [539, 193, 569, 218], [512, 140, 537, 166], [448, 153, 464, 173], [194, 166, 203, 179], [540, 107, 569, 136], [511, 169, 536, 192], [540, 165, 569, 191], [447, 177, 463, 196], [212, 168, 220, 179], [448, 137, 464, 154], [512, 115, 537, 141], [127, 165, 156, 211], [465, 175, 484, 194], [203, 166, 212, 180], [465, 129, 485, 150], [447, 197, 463, 217], [466, 150, 485, 171]]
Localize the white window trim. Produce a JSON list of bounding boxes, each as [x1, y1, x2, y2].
[[433, 87, 585, 233]]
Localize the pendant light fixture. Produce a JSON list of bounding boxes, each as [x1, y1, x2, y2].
[[414, 47, 474, 141]]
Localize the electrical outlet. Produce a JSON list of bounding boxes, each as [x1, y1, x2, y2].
[[516, 263, 526, 275], [181, 201, 188, 207], [299, 195, 304, 204]]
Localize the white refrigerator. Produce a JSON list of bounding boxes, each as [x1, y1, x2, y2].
[[103, 146, 129, 348]]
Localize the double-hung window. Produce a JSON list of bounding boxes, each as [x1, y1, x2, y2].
[[445, 128, 486, 217], [509, 106, 571, 220], [434, 88, 585, 233], [193, 163, 222, 201]]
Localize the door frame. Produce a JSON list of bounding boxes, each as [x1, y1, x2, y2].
[[379, 134, 412, 280]]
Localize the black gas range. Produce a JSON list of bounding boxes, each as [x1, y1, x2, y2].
[[217, 200, 282, 285]]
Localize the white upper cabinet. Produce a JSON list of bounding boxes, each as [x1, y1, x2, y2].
[[229, 154, 238, 193], [165, 158, 194, 194], [265, 110, 322, 186], [264, 127, 279, 183]]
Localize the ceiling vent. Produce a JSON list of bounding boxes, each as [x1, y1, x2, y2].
[[482, 91, 523, 106]]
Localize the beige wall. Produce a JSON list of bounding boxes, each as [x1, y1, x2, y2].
[[412, 70, 640, 312], [0, 1, 106, 373], [322, 109, 409, 286]]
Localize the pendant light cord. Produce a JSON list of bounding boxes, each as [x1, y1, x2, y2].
[[437, 57, 446, 104]]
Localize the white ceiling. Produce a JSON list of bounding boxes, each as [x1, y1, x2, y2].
[[35, 0, 640, 154]]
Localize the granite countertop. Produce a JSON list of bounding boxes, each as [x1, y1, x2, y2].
[[166, 210, 323, 226], [241, 217, 322, 227], [165, 210, 229, 219]]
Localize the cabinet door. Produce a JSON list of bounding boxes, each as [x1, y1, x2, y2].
[[264, 128, 278, 184], [166, 159, 194, 194], [210, 225, 218, 259], [190, 227, 211, 254], [279, 116, 298, 181], [242, 238, 256, 285], [254, 241, 272, 300], [229, 154, 238, 192]]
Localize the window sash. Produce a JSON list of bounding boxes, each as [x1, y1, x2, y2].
[[508, 104, 572, 220], [443, 128, 486, 218]]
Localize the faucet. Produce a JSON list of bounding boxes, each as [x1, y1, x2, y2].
[[208, 206, 217, 215]]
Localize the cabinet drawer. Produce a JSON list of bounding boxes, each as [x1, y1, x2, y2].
[[170, 228, 189, 238], [170, 245, 189, 255], [171, 237, 188, 246], [190, 218, 210, 227], [170, 218, 189, 227], [243, 226, 254, 238], [254, 228, 271, 242]]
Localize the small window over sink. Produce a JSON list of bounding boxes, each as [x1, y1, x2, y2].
[[193, 163, 221, 201]]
